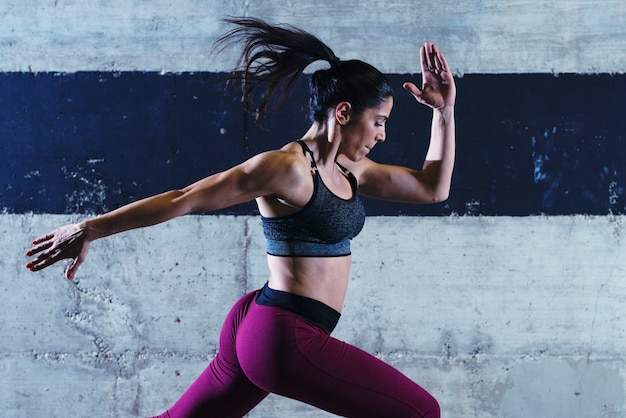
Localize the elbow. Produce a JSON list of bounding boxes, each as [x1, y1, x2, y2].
[[419, 163, 452, 204], [430, 191, 449, 203], [169, 189, 196, 215], [427, 186, 450, 203]]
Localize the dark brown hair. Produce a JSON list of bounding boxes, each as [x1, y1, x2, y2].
[[213, 17, 393, 124]]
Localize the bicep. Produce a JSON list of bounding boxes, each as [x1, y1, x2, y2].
[[357, 159, 440, 204], [172, 169, 256, 214], [172, 151, 299, 214]]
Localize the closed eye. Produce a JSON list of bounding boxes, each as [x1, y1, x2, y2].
[[375, 116, 388, 127]]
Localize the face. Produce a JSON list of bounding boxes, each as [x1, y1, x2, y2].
[[339, 97, 393, 161]]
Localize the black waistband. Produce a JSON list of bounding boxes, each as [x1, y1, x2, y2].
[[255, 282, 341, 334]]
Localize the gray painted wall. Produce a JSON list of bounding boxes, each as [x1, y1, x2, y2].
[[2, 0, 626, 417], [2, 0, 625, 74]]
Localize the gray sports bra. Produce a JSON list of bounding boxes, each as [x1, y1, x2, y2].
[[261, 141, 366, 257]]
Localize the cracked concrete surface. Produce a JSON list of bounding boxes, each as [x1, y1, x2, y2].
[[3, 214, 625, 416]]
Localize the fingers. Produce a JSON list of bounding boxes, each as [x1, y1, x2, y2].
[[26, 248, 83, 280], [421, 42, 436, 72], [437, 48, 450, 73], [25, 243, 54, 269], [65, 258, 79, 280], [25, 232, 56, 269], [26, 240, 53, 257], [403, 82, 428, 106], [433, 48, 443, 73], [26, 247, 63, 271], [402, 82, 420, 96], [65, 244, 88, 280], [421, 41, 448, 75], [26, 237, 70, 271], [26, 223, 89, 278], [420, 43, 429, 73], [27, 231, 57, 256], [409, 42, 456, 110], [32, 233, 54, 245]]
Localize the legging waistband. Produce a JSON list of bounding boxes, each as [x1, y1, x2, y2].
[[255, 282, 341, 333]]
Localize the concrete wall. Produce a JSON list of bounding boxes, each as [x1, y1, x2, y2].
[[2, 0, 626, 74], [2, 1, 626, 417], [5, 214, 625, 417]]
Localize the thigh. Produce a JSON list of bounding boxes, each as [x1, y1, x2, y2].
[[158, 291, 269, 418], [163, 355, 269, 418], [237, 303, 439, 418], [296, 336, 440, 418]]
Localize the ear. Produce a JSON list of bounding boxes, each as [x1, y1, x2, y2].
[[334, 102, 352, 126]]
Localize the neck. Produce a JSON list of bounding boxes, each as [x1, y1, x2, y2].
[[301, 121, 342, 168]]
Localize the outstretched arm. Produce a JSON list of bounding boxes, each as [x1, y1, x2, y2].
[[26, 189, 196, 279], [26, 151, 295, 279], [358, 41, 456, 203]]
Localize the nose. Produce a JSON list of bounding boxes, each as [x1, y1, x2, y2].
[[376, 129, 386, 143]]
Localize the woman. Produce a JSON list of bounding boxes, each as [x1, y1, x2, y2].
[[26, 17, 455, 418]]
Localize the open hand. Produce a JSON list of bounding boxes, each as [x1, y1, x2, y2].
[[403, 41, 456, 111], [26, 223, 91, 280]]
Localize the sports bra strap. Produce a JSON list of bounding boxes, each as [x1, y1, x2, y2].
[[297, 140, 317, 174], [297, 140, 355, 183]]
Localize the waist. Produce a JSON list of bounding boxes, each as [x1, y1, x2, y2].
[[266, 254, 351, 312], [255, 282, 341, 333]]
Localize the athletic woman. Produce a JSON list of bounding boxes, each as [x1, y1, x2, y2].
[[26, 17, 455, 418]]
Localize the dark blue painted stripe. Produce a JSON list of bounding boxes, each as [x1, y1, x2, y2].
[[1, 72, 624, 215]]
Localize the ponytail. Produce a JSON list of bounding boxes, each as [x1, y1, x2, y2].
[[214, 17, 392, 124], [214, 17, 339, 122]]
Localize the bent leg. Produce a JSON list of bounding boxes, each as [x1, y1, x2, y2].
[[153, 291, 269, 418], [238, 302, 439, 418], [289, 335, 441, 418], [160, 354, 268, 418]]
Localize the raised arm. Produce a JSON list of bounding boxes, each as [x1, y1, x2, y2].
[[26, 150, 297, 279], [357, 41, 456, 203]]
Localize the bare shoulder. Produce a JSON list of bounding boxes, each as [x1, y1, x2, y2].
[[244, 142, 314, 212], [243, 141, 309, 180]]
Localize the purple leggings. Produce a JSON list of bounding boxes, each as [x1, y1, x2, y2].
[[153, 289, 439, 417]]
